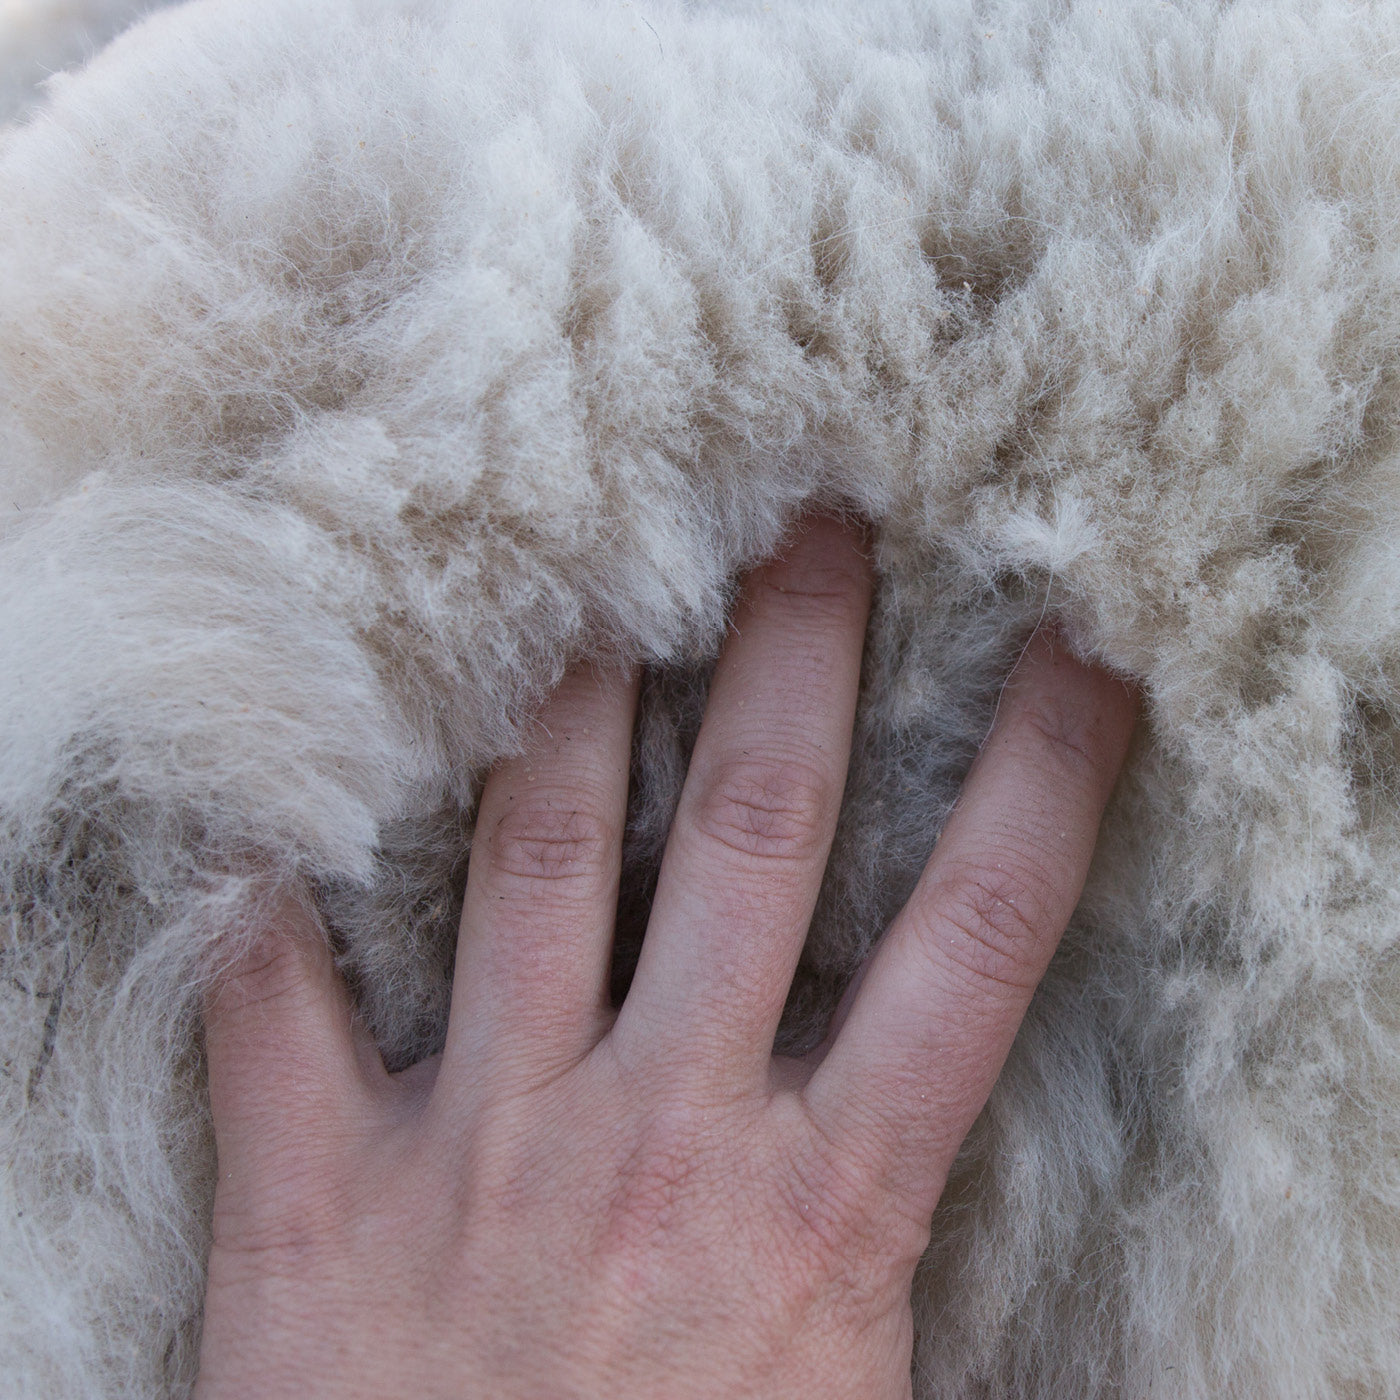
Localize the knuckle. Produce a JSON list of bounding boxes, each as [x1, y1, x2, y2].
[[925, 858, 1054, 993], [691, 755, 831, 864], [465, 1113, 554, 1222], [485, 797, 614, 888], [749, 563, 866, 623], [778, 1129, 874, 1261], [1013, 692, 1104, 785], [210, 1152, 358, 1269], [599, 1106, 712, 1251], [217, 935, 317, 1019], [775, 1123, 927, 1308]]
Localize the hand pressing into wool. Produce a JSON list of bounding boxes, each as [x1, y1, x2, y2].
[[193, 515, 1135, 1400]]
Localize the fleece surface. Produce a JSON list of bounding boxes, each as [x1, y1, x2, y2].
[[2, 0, 1399, 1394]]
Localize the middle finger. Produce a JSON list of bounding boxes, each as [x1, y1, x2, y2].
[[611, 514, 873, 1089]]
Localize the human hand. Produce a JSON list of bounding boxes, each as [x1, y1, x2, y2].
[[193, 514, 1135, 1399]]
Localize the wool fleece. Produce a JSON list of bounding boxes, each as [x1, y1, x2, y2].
[[2, 0, 1399, 1394]]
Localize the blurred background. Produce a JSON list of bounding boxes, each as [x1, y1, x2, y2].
[[1, 0, 163, 124]]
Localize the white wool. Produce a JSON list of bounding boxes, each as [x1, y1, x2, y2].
[[2, 0, 1399, 1394]]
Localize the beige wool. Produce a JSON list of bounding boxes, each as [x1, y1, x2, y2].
[[2, 0, 1399, 1394]]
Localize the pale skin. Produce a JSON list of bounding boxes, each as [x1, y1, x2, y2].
[[194, 514, 1136, 1399]]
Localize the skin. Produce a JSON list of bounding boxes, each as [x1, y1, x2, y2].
[[193, 514, 1136, 1399]]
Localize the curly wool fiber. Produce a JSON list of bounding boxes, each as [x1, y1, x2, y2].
[[3, 0, 1400, 1395]]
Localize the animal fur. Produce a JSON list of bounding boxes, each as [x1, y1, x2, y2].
[[3, 0, 1399, 1394]]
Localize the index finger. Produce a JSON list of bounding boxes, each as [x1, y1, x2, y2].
[[802, 630, 1136, 1214]]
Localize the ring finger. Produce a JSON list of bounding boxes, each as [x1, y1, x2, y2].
[[441, 662, 639, 1092]]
